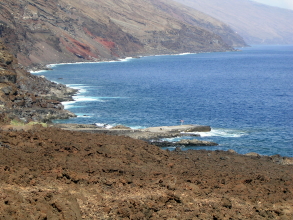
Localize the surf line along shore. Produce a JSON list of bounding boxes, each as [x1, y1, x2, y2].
[[54, 124, 219, 147]]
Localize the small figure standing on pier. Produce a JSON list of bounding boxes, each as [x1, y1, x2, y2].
[[180, 120, 184, 125]]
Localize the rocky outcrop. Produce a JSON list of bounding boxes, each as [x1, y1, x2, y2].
[[0, 73, 16, 84], [0, 42, 16, 83], [0, 40, 76, 122], [0, 0, 246, 69], [54, 124, 217, 146], [151, 138, 218, 147]]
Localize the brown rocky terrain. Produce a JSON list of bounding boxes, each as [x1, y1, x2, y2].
[[0, 0, 246, 69], [174, 0, 293, 45], [0, 126, 292, 219]]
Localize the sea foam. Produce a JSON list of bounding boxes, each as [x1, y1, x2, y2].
[[95, 123, 114, 129], [198, 129, 248, 138]]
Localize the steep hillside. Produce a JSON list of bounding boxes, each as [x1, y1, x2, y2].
[[0, 40, 76, 122], [0, 0, 246, 69], [174, 0, 293, 45]]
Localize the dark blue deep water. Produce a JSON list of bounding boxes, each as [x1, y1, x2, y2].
[[33, 45, 293, 157]]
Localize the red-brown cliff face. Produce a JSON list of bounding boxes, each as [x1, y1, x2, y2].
[[0, 0, 246, 69]]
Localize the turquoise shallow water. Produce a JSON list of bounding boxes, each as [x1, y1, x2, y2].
[[33, 45, 293, 157]]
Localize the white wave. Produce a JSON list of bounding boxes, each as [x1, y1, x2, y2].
[[95, 123, 146, 129], [153, 52, 198, 57], [64, 84, 91, 99], [93, 57, 133, 63], [73, 96, 104, 102], [95, 123, 114, 129], [61, 100, 78, 109], [30, 70, 48, 74], [154, 54, 167, 57], [75, 113, 94, 118], [62, 94, 127, 109], [66, 84, 89, 93], [46, 64, 57, 68], [196, 128, 248, 138], [46, 61, 100, 67], [119, 57, 133, 62], [61, 96, 104, 109], [129, 125, 147, 129], [179, 52, 192, 55]]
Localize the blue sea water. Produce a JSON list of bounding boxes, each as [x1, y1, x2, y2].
[[33, 45, 293, 157]]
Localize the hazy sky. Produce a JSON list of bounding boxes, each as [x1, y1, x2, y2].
[[253, 0, 293, 10]]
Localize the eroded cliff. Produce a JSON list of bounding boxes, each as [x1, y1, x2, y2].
[[0, 41, 76, 122]]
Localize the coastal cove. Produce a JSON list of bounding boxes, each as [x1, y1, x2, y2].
[[33, 45, 293, 157]]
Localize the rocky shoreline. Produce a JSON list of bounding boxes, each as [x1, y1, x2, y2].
[[0, 41, 78, 123], [54, 124, 219, 147]]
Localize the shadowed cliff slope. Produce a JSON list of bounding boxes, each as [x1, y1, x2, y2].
[[0, 40, 77, 122], [174, 0, 293, 45], [0, 0, 246, 68]]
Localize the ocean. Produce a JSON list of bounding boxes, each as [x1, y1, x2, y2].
[[33, 45, 293, 157]]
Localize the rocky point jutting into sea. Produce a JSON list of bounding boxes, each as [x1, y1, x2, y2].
[[0, 0, 292, 219], [0, 41, 77, 122]]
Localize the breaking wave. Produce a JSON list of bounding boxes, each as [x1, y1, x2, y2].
[[196, 128, 248, 138]]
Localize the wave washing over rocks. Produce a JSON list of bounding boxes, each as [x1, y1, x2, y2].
[[54, 124, 219, 147]]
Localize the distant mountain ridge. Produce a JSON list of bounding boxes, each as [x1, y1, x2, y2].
[[173, 0, 293, 45], [0, 0, 246, 68]]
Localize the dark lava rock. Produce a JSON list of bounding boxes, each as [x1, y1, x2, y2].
[[0, 127, 292, 219], [151, 138, 218, 147], [0, 40, 76, 122]]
